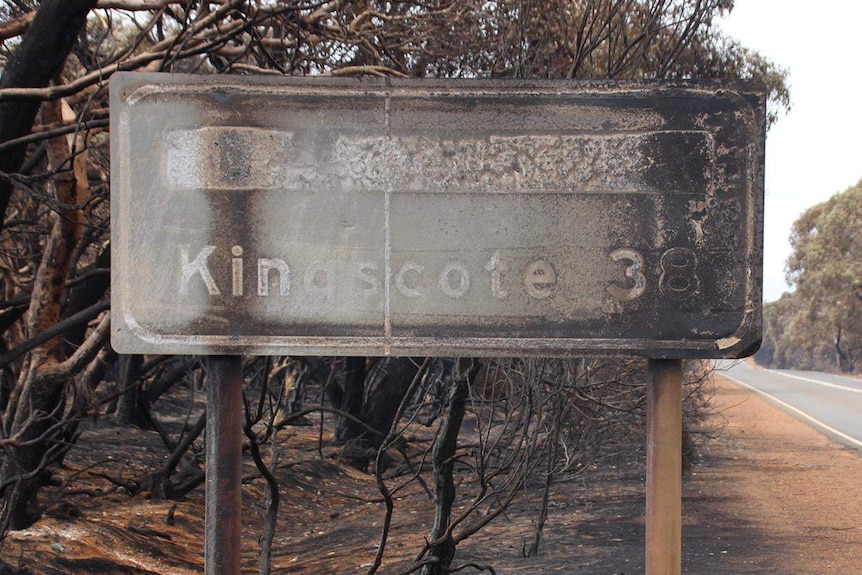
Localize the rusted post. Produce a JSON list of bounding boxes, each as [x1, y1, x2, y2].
[[205, 356, 244, 575], [646, 358, 682, 575]]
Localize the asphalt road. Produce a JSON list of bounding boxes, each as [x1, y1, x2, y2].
[[714, 359, 862, 450]]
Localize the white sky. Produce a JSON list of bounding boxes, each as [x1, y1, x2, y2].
[[718, 0, 862, 302]]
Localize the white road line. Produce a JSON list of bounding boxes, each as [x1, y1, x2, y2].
[[766, 369, 862, 394], [718, 371, 862, 450]]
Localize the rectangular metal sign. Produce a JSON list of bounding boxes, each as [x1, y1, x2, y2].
[[111, 74, 765, 358]]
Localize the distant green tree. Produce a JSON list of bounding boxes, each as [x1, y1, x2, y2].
[[757, 292, 816, 369], [762, 181, 862, 372], [789, 181, 862, 372]]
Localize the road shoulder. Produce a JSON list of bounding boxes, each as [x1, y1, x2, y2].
[[682, 375, 862, 573]]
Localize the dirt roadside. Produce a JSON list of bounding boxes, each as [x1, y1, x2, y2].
[[2, 372, 861, 574], [679, 374, 862, 574], [455, 373, 862, 574]]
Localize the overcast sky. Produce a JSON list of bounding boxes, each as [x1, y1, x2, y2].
[[718, 0, 862, 302]]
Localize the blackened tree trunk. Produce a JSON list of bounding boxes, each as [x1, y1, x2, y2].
[[834, 326, 854, 373], [61, 244, 111, 351], [422, 359, 480, 575], [335, 356, 367, 444], [0, 0, 97, 229], [115, 354, 145, 426], [0, 81, 104, 530], [359, 357, 424, 448]]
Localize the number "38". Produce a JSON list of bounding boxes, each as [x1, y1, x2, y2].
[[607, 247, 699, 301]]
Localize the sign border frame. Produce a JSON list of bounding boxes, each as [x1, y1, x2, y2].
[[110, 73, 766, 359]]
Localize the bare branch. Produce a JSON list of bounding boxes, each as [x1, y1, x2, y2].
[[0, 9, 34, 40], [324, 65, 409, 77], [96, 0, 227, 9], [41, 311, 112, 384], [0, 300, 109, 369], [0, 118, 109, 155]]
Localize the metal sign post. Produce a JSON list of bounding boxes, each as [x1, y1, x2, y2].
[[205, 356, 243, 575], [646, 359, 683, 575], [110, 74, 765, 575]]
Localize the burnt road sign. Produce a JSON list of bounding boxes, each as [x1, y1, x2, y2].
[[110, 74, 765, 358]]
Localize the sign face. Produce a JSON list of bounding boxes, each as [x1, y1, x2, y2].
[[111, 74, 765, 358]]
